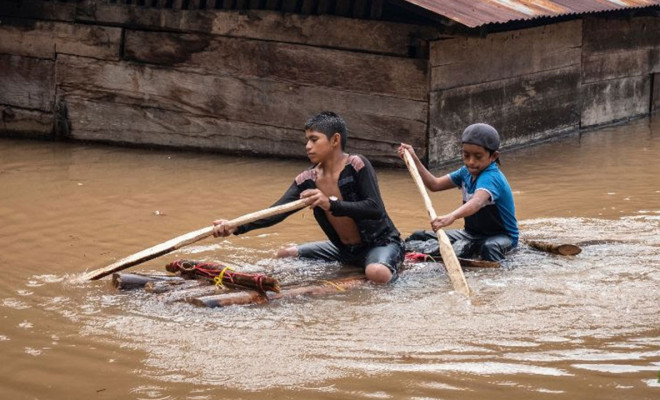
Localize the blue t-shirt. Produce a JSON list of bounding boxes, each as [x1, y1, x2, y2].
[[449, 162, 519, 246]]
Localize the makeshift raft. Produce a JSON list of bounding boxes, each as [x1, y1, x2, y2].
[[111, 260, 367, 308], [110, 240, 581, 308]]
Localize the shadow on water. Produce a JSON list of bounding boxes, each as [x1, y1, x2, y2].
[[0, 117, 659, 399]]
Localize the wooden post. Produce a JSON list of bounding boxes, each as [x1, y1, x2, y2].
[[112, 273, 184, 290], [526, 240, 581, 256]]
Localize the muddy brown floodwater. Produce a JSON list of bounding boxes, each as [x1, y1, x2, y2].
[[0, 117, 658, 400]]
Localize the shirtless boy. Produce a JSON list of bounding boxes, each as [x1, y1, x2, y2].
[[212, 111, 404, 283]]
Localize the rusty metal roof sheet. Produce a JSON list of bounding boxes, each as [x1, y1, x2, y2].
[[404, 0, 660, 27]]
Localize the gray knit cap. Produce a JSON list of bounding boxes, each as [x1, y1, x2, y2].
[[461, 123, 500, 151]]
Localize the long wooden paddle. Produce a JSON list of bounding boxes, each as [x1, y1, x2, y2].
[[81, 199, 308, 281], [402, 149, 471, 296]]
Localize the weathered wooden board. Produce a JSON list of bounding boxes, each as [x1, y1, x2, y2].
[[75, 4, 439, 56], [430, 20, 582, 90], [0, 19, 122, 60], [124, 30, 428, 100], [428, 66, 580, 165], [582, 48, 654, 84], [582, 16, 660, 83], [0, 106, 53, 138], [0, 54, 54, 112], [56, 55, 427, 151], [581, 75, 651, 128], [62, 95, 306, 157], [61, 95, 416, 164], [582, 16, 660, 54]]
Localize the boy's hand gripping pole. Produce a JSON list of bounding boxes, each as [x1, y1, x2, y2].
[[403, 149, 471, 296]]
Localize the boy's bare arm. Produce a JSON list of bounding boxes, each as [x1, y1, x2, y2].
[[431, 190, 491, 230], [398, 143, 455, 192]]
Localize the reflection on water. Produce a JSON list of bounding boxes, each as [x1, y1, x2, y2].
[[0, 117, 659, 399]]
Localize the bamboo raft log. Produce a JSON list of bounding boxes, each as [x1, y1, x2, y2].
[[112, 272, 184, 290]]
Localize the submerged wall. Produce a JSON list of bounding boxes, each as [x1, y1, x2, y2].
[[1, 1, 659, 166], [428, 15, 660, 166], [0, 0, 434, 164]]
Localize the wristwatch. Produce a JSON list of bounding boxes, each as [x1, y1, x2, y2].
[[328, 196, 338, 211]]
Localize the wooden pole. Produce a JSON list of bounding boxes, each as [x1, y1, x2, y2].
[[81, 199, 308, 281], [402, 149, 471, 296], [458, 257, 500, 268], [526, 240, 582, 256], [112, 273, 184, 290], [190, 277, 367, 308]]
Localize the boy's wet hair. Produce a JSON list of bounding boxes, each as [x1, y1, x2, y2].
[[304, 111, 347, 150]]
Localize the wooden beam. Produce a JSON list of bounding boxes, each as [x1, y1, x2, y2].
[[112, 273, 184, 290], [430, 20, 581, 90], [75, 6, 438, 57], [0, 55, 54, 112], [123, 30, 428, 100], [0, 106, 54, 139], [526, 241, 581, 256], [0, 19, 122, 61], [57, 55, 428, 152]]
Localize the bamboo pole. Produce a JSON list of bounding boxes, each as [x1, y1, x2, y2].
[[80, 199, 307, 281], [402, 150, 471, 296]]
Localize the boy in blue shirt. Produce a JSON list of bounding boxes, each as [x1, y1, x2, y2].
[[398, 123, 518, 261]]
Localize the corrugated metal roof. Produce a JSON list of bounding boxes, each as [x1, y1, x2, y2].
[[403, 0, 660, 27]]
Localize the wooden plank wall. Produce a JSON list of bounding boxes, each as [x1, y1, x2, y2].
[[0, 0, 433, 164], [428, 20, 583, 165], [581, 16, 660, 127], [428, 15, 660, 166]]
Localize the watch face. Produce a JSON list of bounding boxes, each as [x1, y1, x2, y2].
[[329, 196, 338, 201]]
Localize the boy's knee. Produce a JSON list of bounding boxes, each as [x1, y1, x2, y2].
[[480, 240, 506, 262], [365, 263, 393, 284], [276, 246, 298, 258]]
